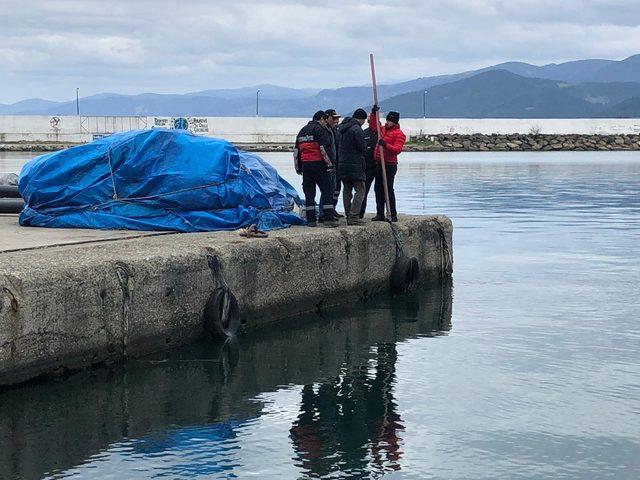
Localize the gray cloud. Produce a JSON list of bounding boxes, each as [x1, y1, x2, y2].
[[1, 0, 639, 103]]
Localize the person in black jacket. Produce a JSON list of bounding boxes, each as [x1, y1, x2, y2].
[[294, 111, 337, 227], [359, 121, 378, 218], [338, 108, 368, 226], [324, 109, 343, 217]]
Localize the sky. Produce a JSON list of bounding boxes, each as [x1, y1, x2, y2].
[[1, 0, 639, 103]]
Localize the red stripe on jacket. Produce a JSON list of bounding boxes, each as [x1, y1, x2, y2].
[[298, 141, 324, 162]]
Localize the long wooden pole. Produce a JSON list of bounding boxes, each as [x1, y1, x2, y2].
[[369, 53, 392, 220]]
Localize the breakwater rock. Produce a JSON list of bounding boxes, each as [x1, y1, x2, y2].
[[0, 143, 71, 153], [407, 133, 640, 152], [3, 134, 640, 154]]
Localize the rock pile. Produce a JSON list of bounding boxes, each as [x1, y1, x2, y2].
[[407, 134, 640, 152], [3, 134, 640, 153], [0, 143, 69, 152]]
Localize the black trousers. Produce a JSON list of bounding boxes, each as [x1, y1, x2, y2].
[[374, 163, 397, 217], [302, 162, 335, 223], [359, 163, 376, 218], [331, 171, 341, 207]]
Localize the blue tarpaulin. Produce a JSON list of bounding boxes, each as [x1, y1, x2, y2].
[[19, 129, 304, 232]]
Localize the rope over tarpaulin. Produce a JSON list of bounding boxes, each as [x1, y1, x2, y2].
[[18, 129, 305, 232]]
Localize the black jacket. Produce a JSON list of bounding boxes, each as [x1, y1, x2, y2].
[[325, 125, 340, 166], [363, 127, 378, 169], [294, 121, 333, 172], [337, 118, 366, 181]]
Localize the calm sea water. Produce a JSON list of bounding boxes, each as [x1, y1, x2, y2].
[[1, 151, 639, 479]]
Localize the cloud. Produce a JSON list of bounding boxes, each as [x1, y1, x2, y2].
[[0, 0, 639, 103]]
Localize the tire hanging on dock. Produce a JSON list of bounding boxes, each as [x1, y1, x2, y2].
[[391, 255, 420, 293], [203, 287, 241, 338]]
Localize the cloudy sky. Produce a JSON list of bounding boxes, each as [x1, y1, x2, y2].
[[1, 0, 639, 103]]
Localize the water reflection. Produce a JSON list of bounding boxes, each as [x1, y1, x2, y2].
[[0, 280, 452, 480], [291, 342, 404, 478]]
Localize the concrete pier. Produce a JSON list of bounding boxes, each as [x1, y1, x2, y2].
[[0, 214, 452, 386]]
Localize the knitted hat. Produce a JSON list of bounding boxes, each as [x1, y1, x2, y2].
[[312, 110, 328, 121], [353, 108, 368, 120], [386, 111, 400, 124]]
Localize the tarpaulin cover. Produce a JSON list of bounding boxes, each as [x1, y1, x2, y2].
[[19, 129, 304, 232]]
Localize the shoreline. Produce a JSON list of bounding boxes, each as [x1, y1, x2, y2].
[[2, 133, 640, 153]]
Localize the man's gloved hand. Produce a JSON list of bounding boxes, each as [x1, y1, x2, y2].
[[378, 138, 387, 147], [371, 105, 380, 114]]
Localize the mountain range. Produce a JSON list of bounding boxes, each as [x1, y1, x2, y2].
[[2, 55, 640, 118]]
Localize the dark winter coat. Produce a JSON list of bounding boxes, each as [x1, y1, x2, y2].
[[363, 127, 378, 169], [337, 118, 366, 181], [325, 125, 340, 166], [294, 121, 333, 172]]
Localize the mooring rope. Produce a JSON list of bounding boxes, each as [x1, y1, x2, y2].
[[388, 222, 404, 259], [433, 219, 453, 275], [206, 254, 229, 290]]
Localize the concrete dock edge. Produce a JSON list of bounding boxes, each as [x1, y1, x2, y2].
[[0, 215, 452, 386]]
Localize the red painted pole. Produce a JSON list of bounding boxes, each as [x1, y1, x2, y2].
[[370, 53, 392, 220]]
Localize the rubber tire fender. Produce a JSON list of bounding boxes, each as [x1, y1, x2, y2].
[[391, 255, 420, 293], [203, 287, 240, 339], [0, 185, 21, 198], [0, 198, 24, 214]]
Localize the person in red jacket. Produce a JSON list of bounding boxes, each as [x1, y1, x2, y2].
[[368, 107, 406, 222]]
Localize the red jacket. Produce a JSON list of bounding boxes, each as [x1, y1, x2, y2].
[[369, 114, 406, 165]]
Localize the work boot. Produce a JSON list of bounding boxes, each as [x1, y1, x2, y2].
[[371, 215, 386, 221], [319, 214, 338, 223], [347, 217, 365, 226], [322, 219, 339, 228], [307, 221, 317, 227], [391, 216, 398, 223]]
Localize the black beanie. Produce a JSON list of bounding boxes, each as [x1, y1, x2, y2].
[[386, 111, 400, 124], [312, 110, 328, 121], [353, 108, 367, 120]]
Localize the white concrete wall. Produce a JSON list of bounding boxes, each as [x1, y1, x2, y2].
[[401, 118, 640, 136], [1, 115, 639, 144]]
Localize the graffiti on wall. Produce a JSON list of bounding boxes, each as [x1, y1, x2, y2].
[[153, 117, 210, 134], [189, 117, 209, 133], [153, 117, 171, 128], [49, 116, 61, 131]]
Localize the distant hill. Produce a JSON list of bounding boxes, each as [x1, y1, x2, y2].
[[590, 54, 640, 83], [603, 97, 640, 117], [380, 70, 640, 118], [1, 54, 639, 117], [301, 54, 640, 115], [481, 59, 616, 83], [184, 84, 320, 100], [0, 98, 62, 114]]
